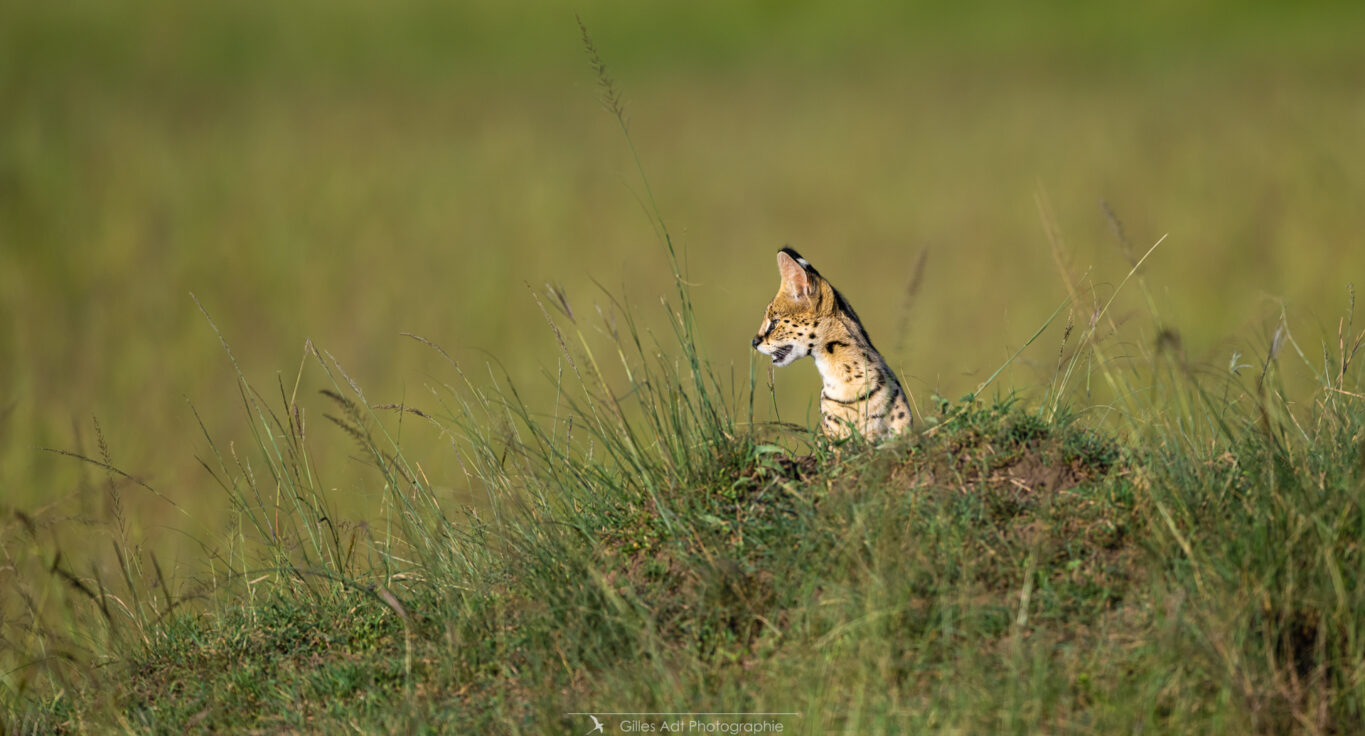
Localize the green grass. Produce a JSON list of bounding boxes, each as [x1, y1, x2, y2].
[[10, 328, 1365, 731], [5, 4, 1365, 733]]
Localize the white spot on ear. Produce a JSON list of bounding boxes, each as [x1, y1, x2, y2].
[[796, 257, 810, 268]]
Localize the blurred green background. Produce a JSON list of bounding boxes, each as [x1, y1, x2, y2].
[[2, 0, 1364, 561]]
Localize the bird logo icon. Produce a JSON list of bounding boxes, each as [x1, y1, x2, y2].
[[585, 714, 605, 734]]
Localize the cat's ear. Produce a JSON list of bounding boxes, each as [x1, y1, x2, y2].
[[776, 248, 816, 299]]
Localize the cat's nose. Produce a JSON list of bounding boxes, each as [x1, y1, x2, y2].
[[751, 335, 761, 348]]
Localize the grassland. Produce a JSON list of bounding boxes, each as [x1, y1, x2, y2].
[[9, 232, 1365, 731], [4, 1, 1365, 732]]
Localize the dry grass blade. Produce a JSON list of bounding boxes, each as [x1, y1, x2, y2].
[[39, 448, 185, 514], [400, 332, 460, 371], [1037, 187, 1079, 302], [576, 14, 626, 120], [1102, 198, 1137, 266], [529, 281, 581, 378], [373, 403, 433, 419], [47, 553, 112, 626], [544, 282, 575, 322], [894, 248, 929, 354]]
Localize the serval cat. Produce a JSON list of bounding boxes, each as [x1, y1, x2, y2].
[[751, 247, 912, 440]]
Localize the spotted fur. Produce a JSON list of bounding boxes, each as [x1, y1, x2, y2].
[[751, 247, 912, 440]]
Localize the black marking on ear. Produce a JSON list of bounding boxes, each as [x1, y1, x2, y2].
[[825, 340, 847, 354], [779, 245, 825, 279]]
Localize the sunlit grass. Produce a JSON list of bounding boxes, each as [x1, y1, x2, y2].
[[9, 218, 1363, 730]]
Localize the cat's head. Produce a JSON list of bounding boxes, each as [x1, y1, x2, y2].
[[751, 247, 840, 367]]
